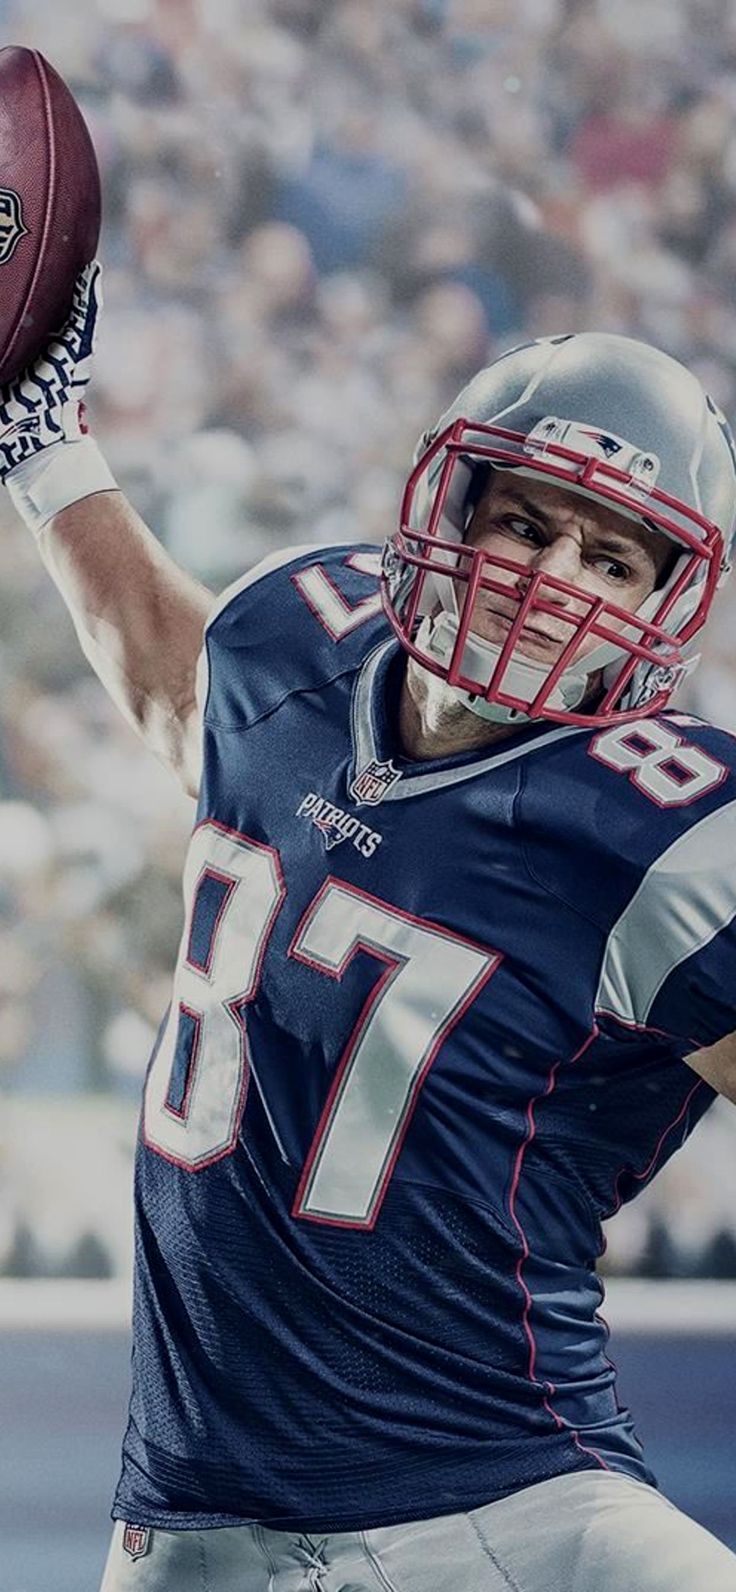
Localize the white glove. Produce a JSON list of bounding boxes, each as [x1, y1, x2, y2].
[[1, 261, 117, 533]]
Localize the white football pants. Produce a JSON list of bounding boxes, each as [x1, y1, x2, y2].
[[100, 1471, 736, 1592]]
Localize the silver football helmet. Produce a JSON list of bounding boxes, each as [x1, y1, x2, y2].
[[381, 333, 736, 726]]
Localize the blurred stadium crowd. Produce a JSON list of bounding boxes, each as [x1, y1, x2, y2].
[[2, 0, 736, 1281]]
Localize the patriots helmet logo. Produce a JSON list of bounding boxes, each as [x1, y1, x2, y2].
[[578, 429, 623, 459], [313, 813, 347, 850]]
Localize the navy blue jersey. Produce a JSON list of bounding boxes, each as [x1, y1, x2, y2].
[[114, 545, 736, 1532]]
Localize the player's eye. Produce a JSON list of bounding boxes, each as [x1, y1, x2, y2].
[[501, 515, 545, 544], [596, 556, 632, 581]]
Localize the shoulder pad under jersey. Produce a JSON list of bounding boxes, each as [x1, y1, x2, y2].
[[196, 543, 386, 730]]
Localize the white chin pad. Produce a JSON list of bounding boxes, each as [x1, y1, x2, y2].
[[416, 611, 603, 716]]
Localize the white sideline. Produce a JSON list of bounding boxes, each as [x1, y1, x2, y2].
[[0, 1278, 133, 1330], [0, 1277, 734, 1333], [602, 1278, 736, 1334]]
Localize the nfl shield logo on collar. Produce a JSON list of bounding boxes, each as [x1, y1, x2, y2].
[[122, 1524, 152, 1561], [349, 757, 402, 806]]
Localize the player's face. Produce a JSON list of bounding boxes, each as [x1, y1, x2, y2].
[[460, 470, 674, 665]]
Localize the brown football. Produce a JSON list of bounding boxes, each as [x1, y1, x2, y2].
[[0, 47, 101, 384]]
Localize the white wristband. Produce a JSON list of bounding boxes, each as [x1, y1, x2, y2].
[[7, 437, 118, 537]]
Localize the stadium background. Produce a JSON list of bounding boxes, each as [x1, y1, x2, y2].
[[1, 0, 736, 1586]]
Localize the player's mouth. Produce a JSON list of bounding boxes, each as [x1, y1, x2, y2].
[[472, 603, 570, 656]]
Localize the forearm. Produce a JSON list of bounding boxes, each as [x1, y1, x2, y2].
[[0, 263, 214, 792], [37, 489, 214, 785]]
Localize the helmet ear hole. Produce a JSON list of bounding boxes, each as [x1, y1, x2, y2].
[[654, 541, 681, 590]]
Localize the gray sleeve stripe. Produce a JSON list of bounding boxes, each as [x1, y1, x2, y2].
[[595, 799, 736, 1026]]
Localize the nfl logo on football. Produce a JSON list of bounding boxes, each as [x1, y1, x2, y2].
[[349, 757, 401, 806], [0, 185, 28, 266], [122, 1523, 152, 1561]]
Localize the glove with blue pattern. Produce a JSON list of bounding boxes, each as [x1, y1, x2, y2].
[[1, 261, 116, 533]]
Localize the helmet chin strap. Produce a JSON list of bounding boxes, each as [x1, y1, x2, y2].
[[415, 611, 622, 724]]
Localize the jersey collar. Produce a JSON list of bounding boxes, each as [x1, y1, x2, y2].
[[349, 638, 590, 803]]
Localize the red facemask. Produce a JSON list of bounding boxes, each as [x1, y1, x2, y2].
[[381, 418, 724, 727]]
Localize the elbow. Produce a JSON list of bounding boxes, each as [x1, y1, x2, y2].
[[132, 695, 202, 798], [175, 706, 203, 799]]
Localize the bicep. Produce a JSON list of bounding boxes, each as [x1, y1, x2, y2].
[[39, 493, 215, 773]]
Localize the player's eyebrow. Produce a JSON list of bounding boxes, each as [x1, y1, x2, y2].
[[497, 490, 552, 527], [588, 535, 650, 562], [498, 488, 656, 566]]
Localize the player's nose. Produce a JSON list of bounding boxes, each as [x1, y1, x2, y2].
[[529, 534, 581, 604]]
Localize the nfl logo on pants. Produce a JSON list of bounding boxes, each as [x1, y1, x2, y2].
[[122, 1524, 151, 1561]]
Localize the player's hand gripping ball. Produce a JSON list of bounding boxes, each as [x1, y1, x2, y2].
[[0, 46, 101, 384], [0, 261, 102, 484]]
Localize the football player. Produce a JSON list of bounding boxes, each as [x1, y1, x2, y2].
[[4, 265, 736, 1591]]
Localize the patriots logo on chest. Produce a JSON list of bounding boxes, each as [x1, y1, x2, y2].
[[296, 791, 383, 858]]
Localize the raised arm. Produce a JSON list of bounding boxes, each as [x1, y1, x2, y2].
[[38, 493, 213, 795], [1, 265, 213, 796]]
